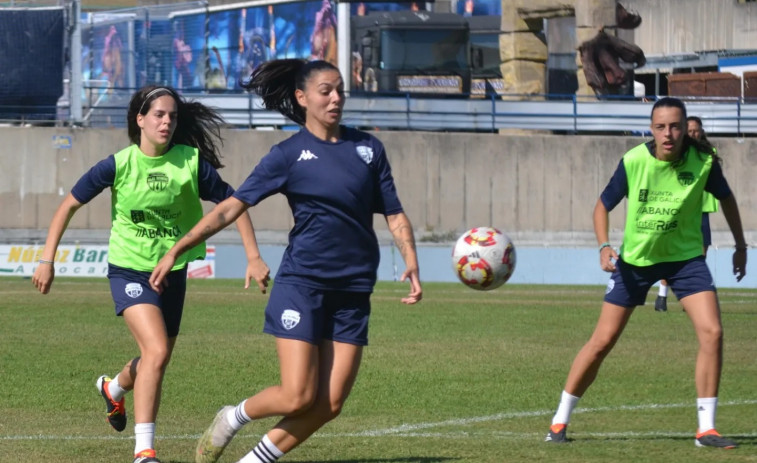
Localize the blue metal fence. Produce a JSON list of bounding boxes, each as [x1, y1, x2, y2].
[[6, 88, 757, 135]]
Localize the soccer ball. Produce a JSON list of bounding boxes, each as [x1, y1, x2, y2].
[[451, 227, 516, 291]]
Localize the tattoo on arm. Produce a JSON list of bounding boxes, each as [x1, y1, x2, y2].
[[390, 221, 416, 257], [200, 211, 227, 239]]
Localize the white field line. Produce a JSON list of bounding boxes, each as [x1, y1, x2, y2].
[[333, 399, 757, 437], [2, 399, 755, 442]]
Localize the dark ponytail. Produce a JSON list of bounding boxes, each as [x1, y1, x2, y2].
[[127, 85, 226, 168], [241, 59, 339, 125]]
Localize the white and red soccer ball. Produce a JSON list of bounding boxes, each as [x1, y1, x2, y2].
[[451, 227, 516, 290]]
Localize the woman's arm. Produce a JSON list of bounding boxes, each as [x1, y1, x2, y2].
[[386, 212, 422, 304], [233, 210, 270, 293], [720, 193, 747, 281], [32, 194, 84, 294], [594, 198, 619, 272], [149, 196, 248, 291]]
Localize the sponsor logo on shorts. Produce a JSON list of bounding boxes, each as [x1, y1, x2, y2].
[[281, 309, 301, 330], [125, 282, 143, 298], [605, 279, 615, 294]]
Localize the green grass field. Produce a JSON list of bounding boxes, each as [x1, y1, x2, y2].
[[1, 277, 755, 463]]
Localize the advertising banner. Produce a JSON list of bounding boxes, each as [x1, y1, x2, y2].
[[471, 77, 505, 96], [0, 245, 215, 279], [397, 75, 463, 93]]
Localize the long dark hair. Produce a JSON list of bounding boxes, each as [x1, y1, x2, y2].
[[651, 97, 718, 162], [240, 59, 339, 125], [126, 85, 225, 168], [686, 115, 713, 147]]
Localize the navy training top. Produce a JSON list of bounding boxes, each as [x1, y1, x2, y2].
[[70, 151, 234, 205], [233, 126, 403, 291], [600, 141, 732, 211]]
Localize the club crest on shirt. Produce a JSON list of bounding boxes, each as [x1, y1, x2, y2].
[[677, 171, 695, 186], [281, 309, 301, 330], [356, 145, 373, 164], [147, 172, 169, 191]]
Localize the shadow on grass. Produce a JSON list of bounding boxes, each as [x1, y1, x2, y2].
[[732, 435, 757, 447], [293, 459, 460, 463], [161, 458, 458, 463], [570, 433, 757, 447]]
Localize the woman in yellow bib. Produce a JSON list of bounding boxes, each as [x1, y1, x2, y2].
[[655, 116, 718, 312], [32, 86, 270, 463], [545, 98, 747, 448]]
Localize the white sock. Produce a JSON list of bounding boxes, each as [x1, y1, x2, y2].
[[238, 434, 285, 463], [226, 400, 252, 431], [108, 374, 127, 402], [697, 397, 718, 433], [134, 422, 156, 455], [552, 390, 580, 425], [658, 284, 669, 297]]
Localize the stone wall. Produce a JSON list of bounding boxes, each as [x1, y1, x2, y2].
[[2, 127, 755, 248]]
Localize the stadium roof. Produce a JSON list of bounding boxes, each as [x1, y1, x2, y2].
[[637, 49, 757, 74]]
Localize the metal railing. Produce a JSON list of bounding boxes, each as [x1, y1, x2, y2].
[[7, 90, 757, 135], [154, 93, 757, 135]]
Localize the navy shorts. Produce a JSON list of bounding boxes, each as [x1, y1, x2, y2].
[[107, 263, 187, 337], [264, 281, 371, 346], [701, 213, 712, 248], [604, 256, 715, 308]]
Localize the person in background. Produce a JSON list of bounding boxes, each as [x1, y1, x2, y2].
[[655, 115, 717, 312], [33, 85, 270, 463], [545, 97, 747, 449], [149, 59, 422, 463]]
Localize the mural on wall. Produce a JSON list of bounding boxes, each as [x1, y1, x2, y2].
[[83, 21, 129, 100], [79, 1, 448, 94], [452, 0, 501, 17], [134, 19, 172, 88], [169, 0, 340, 91], [350, 1, 427, 16]]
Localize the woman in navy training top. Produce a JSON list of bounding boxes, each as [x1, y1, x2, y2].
[[149, 59, 423, 463]]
